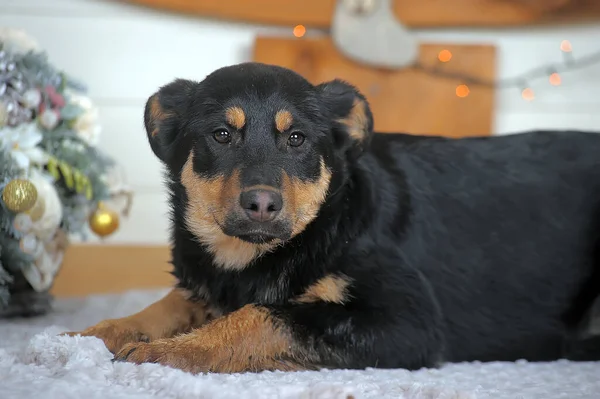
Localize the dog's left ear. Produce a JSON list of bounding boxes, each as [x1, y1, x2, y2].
[[144, 79, 197, 166], [316, 79, 374, 158]]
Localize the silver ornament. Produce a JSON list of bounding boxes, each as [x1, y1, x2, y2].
[[21, 88, 41, 109], [10, 78, 23, 92], [0, 101, 7, 126], [0, 47, 35, 126], [39, 108, 59, 130]]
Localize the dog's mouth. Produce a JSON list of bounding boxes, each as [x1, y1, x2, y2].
[[235, 231, 280, 244], [220, 214, 292, 245]]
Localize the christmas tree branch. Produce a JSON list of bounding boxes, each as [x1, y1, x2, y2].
[[0, 30, 133, 315]]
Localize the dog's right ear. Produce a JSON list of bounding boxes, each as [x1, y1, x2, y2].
[[144, 79, 197, 164]]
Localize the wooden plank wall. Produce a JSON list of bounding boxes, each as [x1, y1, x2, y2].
[[253, 37, 496, 137], [2, 0, 600, 296], [122, 0, 600, 28]]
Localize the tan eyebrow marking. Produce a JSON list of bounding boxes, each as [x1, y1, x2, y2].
[[275, 110, 293, 133], [225, 106, 246, 130]]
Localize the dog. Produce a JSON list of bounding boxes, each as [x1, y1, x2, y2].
[[66, 62, 600, 374]]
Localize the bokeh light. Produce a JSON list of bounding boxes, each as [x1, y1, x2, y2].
[[522, 88, 535, 101], [560, 40, 572, 52], [456, 84, 470, 98], [549, 73, 561, 86], [293, 25, 306, 38], [438, 49, 452, 63]]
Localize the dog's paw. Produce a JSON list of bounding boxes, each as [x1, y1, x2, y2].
[[62, 319, 150, 354], [113, 339, 202, 373], [113, 341, 163, 364]]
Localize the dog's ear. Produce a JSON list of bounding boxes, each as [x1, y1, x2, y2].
[[144, 79, 197, 164], [316, 79, 374, 159]]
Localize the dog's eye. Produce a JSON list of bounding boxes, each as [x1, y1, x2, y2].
[[288, 132, 305, 147], [213, 129, 231, 144]]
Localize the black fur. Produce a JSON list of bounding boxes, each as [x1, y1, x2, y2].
[[147, 62, 600, 370]]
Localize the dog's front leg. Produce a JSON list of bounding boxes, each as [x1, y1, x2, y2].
[[113, 268, 445, 373], [112, 303, 314, 373], [63, 288, 210, 354]]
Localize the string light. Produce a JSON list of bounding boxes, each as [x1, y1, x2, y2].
[[455, 84, 470, 98], [560, 40, 575, 65], [560, 40, 572, 53], [293, 25, 306, 38], [438, 49, 452, 63], [549, 72, 561, 86], [418, 41, 600, 101], [521, 88, 535, 101]]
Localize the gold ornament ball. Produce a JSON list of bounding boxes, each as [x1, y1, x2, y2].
[[2, 179, 38, 213], [89, 203, 120, 237]]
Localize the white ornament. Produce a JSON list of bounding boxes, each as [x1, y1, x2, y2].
[[21, 89, 42, 109], [39, 109, 59, 130], [22, 240, 61, 292], [19, 172, 67, 291], [22, 263, 44, 292], [26, 229, 68, 292], [66, 91, 102, 146], [29, 172, 63, 241], [13, 213, 33, 233], [19, 233, 38, 254], [100, 165, 133, 216], [34, 244, 65, 291], [0, 122, 47, 170]]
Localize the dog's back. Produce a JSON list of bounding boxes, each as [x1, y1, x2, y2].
[[364, 130, 600, 362]]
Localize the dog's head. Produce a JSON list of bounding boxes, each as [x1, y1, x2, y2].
[[145, 62, 373, 270]]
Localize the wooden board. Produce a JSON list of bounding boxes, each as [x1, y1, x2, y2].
[[121, 0, 600, 28], [254, 37, 495, 137], [51, 244, 174, 297]]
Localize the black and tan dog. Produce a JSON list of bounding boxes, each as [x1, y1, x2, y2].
[[66, 62, 600, 373]]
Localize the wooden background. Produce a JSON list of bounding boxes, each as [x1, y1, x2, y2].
[[253, 37, 496, 137], [123, 0, 600, 27], [2, 0, 598, 297]]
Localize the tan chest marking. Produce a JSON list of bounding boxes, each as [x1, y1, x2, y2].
[[294, 274, 353, 305]]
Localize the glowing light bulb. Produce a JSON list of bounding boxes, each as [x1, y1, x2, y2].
[[293, 25, 306, 38], [456, 84, 470, 98], [560, 40, 572, 52], [549, 73, 561, 86], [438, 49, 452, 63], [522, 88, 535, 101]]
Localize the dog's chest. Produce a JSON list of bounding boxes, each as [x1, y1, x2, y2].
[[182, 269, 291, 313]]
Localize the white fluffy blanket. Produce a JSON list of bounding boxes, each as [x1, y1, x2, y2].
[[1, 289, 599, 399]]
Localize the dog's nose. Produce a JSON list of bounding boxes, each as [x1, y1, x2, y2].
[[240, 189, 283, 222]]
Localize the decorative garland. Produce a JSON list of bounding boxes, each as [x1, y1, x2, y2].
[[0, 28, 133, 316]]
